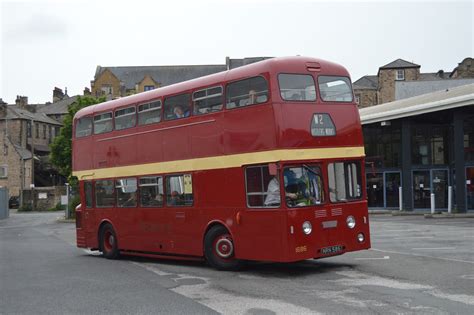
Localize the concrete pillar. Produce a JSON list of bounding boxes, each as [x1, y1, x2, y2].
[[401, 119, 413, 211], [453, 111, 466, 212]]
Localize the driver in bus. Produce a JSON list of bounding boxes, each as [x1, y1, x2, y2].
[[264, 175, 298, 207]]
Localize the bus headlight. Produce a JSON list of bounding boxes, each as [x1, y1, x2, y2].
[[346, 216, 356, 229], [357, 233, 365, 243], [302, 221, 312, 235]]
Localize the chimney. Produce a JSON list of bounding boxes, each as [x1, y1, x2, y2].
[[15, 95, 28, 108], [53, 87, 64, 102], [83, 87, 91, 96], [0, 99, 7, 118]]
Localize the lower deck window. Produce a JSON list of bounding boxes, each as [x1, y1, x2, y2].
[[166, 174, 193, 206], [139, 176, 164, 207], [283, 165, 323, 207], [328, 161, 362, 202], [84, 181, 93, 208], [245, 165, 275, 208], [116, 178, 137, 207], [95, 180, 115, 207]]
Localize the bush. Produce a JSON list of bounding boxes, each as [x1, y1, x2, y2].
[[18, 204, 32, 212], [48, 202, 66, 212], [67, 195, 81, 219]]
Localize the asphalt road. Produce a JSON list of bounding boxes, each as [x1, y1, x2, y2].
[[0, 211, 473, 314]]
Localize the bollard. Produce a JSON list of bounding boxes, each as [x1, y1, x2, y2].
[[65, 183, 70, 219], [430, 193, 435, 214], [398, 186, 403, 211], [448, 186, 452, 214]]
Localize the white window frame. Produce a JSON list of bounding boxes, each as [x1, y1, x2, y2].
[[396, 69, 405, 81], [0, 165, 7, 178]]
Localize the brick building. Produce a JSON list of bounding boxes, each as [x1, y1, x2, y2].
[[354, 57, 474, 108], [90, 57, 271, 99]]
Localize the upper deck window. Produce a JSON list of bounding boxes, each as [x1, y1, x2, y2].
[[138, 101, 162, 125], [193, 86, 223, 115], [75, 117, 92, 138], [318, 76, 353, 103], [164, 93, 191, 120], [93, 112, 113, 134], [226, 76, 268, 109], [278, 74, 316, 101], [115, 106, 136, 130]]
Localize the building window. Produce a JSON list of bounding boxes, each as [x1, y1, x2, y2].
[[363, 122, 401, 168], [43, 124, 46, 139], [27, 121, 32, 138], [464, 115, 474, 162], [355, 94, 361, 105], [396, 69, 405, 81], [144, 85, 155, 91], [166, 174, 193, 206], [48, 125, 52, 143], [101, 84, 113, 95], [0, 165, 7, 178], [35, 123, 39, 138], [412, 125, 449, 165]]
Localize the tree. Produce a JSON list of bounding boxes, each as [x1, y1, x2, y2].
[[50, 95, 105, 187]]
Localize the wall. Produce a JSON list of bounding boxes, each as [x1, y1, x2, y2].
[[378, 68, 419, 104]]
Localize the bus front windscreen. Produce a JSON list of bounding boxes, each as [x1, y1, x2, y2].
[[283, 165, 323, 207]]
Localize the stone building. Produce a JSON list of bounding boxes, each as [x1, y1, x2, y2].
[[0, 97, 63, 198], [90, 57, 271, 99], [354, 57, 474, 108]]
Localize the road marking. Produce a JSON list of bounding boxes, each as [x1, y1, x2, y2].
[[393, 236, 434, 240], [411, 247, 454, 250], [372, 248, 474, 265], [460, 274, 474, 280], [354, 256, 390, 260]]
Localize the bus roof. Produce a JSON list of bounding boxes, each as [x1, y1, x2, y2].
[[75, 56, 350, 119]]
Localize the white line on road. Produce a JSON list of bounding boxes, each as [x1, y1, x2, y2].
[[411, 247, 455, 250], [354, 256, 390, 260], [372, 248, 474, 265], [393, 236, 434, 240]]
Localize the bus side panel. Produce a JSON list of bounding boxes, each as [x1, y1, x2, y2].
[[223, 104, 277, 155]]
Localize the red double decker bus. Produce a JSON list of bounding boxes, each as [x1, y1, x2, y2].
[[73, 56, 370, 270]]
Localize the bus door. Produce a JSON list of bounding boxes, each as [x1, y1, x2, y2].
[[237, 165, 287, 261], [81, 181, 97, 247]]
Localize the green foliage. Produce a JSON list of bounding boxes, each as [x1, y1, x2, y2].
[[68, 195, 81, 219], [18, 204, 32, 212], [48, 202, 66, 211], [50, 96, 105, 188]]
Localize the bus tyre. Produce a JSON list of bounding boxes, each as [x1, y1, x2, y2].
[[204, 225, 241, 271], [100, 224, 120, 259]]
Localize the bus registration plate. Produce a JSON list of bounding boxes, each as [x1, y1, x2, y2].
[[321, 245, 344, 255]]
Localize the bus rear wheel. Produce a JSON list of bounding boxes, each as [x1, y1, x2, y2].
[[204, 225, 241, 270], [100, 223, 120, 259]]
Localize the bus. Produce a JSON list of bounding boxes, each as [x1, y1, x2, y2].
[[73, 56, 370, 270]]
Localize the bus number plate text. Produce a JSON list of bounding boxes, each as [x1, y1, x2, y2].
[[320, 245, 344, 255]]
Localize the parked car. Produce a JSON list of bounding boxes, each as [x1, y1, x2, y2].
[[9, 196, 19, 209]]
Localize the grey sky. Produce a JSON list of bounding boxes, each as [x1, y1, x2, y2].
[[1, 0, 472, 104]]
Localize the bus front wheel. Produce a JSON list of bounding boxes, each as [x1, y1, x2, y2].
[[204, 225, 241, 270], [99, 223, 120, 259]]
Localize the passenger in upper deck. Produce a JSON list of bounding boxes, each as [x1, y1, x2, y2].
[[173, 105, 190, 119]]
